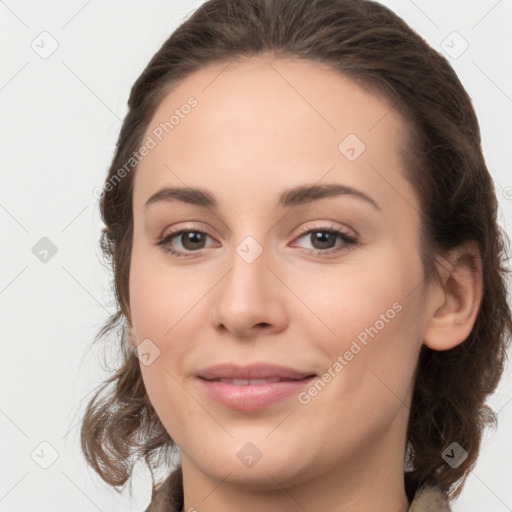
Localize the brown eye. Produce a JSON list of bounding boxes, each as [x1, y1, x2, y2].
[[292, 226, 358, 257], [180, 231, 207, 250], [308, 230, 339, 250], [157, 229, 216, 258]]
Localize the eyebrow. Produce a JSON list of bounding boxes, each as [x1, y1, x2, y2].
[[144, 183, 381, 211]]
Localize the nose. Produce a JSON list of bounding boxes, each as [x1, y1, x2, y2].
[[209, 242, 288, 338]]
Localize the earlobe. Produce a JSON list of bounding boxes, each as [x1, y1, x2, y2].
[[423, 242, 483, 351]]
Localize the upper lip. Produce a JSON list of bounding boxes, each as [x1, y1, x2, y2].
[[197, 362, 316, 381]]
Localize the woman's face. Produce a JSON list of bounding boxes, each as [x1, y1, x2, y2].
[[129, 57, 437, 491]]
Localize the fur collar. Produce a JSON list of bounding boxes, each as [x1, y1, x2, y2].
[[408, 483, 452, 511]]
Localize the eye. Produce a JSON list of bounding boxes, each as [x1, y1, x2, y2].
[[157, 228, 217, 258], [291, 225, 358, 256]]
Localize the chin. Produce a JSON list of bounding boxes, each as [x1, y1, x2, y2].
[[187, 439, 311, 490]]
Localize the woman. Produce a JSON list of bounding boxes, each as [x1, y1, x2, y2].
[[81, 1, 512, 511]]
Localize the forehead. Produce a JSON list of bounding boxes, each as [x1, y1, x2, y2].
[[133, 56, 416, 215]]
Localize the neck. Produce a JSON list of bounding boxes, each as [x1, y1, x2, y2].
[[178, 425, 411, 512]]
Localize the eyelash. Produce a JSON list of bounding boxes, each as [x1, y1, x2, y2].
[[157, 224, 358, 259]]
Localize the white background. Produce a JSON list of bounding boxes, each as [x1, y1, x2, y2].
[[1, 1, 511, 511]]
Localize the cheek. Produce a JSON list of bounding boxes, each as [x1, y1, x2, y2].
[[138, 360, 199, 451], [128, 244, 212, 422], [129, 240, 190, 340], [295, 248, 424, 403], [291, 255, 413, 350], [129, 248, 199, 444], [297, 292, 421, 462]]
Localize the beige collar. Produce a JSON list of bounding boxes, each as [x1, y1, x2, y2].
[[408, 483, 452, 511]]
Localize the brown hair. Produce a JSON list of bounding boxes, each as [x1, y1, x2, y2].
[[80, 0, 512, 506]]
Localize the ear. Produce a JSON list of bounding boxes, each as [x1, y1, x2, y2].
[[423, 241, 483, 351]]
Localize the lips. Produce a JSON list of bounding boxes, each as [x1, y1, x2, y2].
[[217, 378, 284, 385], [196, 362, 317, 411], [197, 362, 316, 381]]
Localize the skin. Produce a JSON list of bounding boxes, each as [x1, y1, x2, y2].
[[127, 56, 482, 512]]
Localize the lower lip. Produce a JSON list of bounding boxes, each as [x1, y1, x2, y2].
[[197, 377, 316, 411]]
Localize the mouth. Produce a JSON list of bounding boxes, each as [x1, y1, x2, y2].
[[201, 376, 315, 385], [195, 362, 317, 410], [196, 362, 316, 381]]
